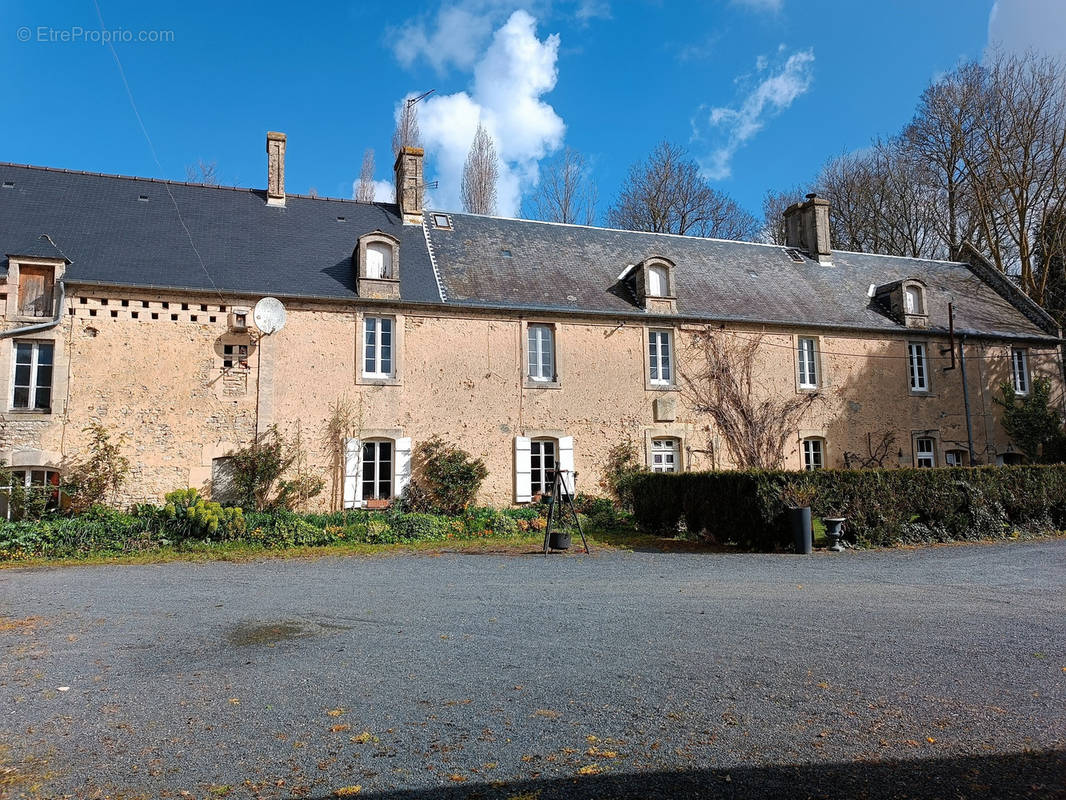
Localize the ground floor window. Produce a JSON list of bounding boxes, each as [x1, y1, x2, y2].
[[530, 439, 557, 495], [1, 468, 61, 519], [361, 440, 393, 500], [945, 449, 968, 467], [915, 437, 936, 468], [650, 438, 680, 472], [802, 438, 824, 470]]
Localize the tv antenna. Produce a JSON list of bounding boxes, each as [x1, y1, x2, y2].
[[407, 89, 435, 106]]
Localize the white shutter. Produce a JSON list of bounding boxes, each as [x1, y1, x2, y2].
[[343, 437, 362, 509], [558, 435, 575, 494], [394, 437, 412, 499], [514, 436, 532, 503]]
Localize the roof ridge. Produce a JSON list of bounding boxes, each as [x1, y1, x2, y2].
[[0, 161, 398, 208]]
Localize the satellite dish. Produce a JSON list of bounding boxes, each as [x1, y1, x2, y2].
[[253, 296, 287, 335]]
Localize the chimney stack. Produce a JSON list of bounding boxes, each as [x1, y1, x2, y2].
[[783, 193, 832, 264], [394, 146, 424, 224], [266, 131, 286, 207]]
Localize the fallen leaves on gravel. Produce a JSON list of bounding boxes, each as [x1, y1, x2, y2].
[[577, 764, 603, 775], [532, 709, 560, 719], [326, 708, 346, 717], [333, 786, 362, 796]]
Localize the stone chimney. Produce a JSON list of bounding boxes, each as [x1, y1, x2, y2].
[[783, 193, 832, 264], [266, 131, 286, 207], [394, 146, 424, 224]]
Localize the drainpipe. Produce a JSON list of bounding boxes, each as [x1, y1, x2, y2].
[[0, 281, 67, 339], [958, 334, 976, 465]]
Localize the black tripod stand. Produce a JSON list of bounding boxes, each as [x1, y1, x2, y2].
[[542, 469, 590, 555]]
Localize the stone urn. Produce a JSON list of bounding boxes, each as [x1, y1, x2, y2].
[[823, 517, 846, 552]]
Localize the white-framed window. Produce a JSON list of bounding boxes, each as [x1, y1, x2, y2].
[[797, 337, 818, 389], [1, 468, 62, 520], [647, 264, 669, 297], [12, 340, 54, 411], [530, 439, 557, 495], [363, 316, 394, 378], [527, 324, 555, 382], [904, 285, 923, 315], [365, 242, 393, 280], [802, 438, 824, 470], [648, 329, 673, 386], [907, 342, 928, 392], [650, 438, 680, 473], [223, 344, 248, 369], [1011, 348, 1029, 395], [915, 437, 936, 468], [945, 449, 968, 467], [361, 439, 393, 501]]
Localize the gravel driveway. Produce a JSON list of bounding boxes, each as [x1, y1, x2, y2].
[[1, 541, 1064, 799]]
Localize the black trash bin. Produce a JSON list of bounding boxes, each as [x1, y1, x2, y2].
[[789, 507, 812, 554]]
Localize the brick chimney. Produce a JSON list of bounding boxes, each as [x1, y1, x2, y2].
[[266, 131, 286, 207], [783, 193, 832, 264], [394, 146, 424, 224]]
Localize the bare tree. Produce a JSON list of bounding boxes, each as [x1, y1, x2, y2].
[[760, 186, 807, 244], [461, 122, 499, 216], [185, 159, 219, 185], [392, 96, 422, 156], [607, 141, 759, 240], [356, 148, 377, 203], [681, 328, 822, 469], [525, 148, 597, 225]]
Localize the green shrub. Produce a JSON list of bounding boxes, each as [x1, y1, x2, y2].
[[243, 509, 328, 548], [624, 466, 1066, 550], [402, 437, 488, 515], [388, 512, 450, 541], [0, 507, 158, 560], [162, 488, 246, 540]]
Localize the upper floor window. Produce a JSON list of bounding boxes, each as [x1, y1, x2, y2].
[[904, 285, 923, 315], [651, 438, 680, 473], [648, 329, 674, 386], [223, 343, 249, 369], [907, 342, 928, 392], [797, 337, 818, 389], [18, 265, 55, 318], [363, 316, 394, 378], [647, 264, 669, 297], [915, 437, 936, 468], [802, 437, 824, 470], [527, 324, 555, 382], [12, 340, 53, 411], [1011, 348, 1029, 396], [365, 242, 393, 280]]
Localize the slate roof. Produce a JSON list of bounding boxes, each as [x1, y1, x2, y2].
[[0, 163, 441, 303], [425, 211, 1059, 341], [0, 162, 1057, 342]]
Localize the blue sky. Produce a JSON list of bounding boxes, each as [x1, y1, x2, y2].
[[1, 0, 1062, 223]]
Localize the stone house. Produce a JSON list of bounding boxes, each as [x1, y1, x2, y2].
[[0, 135, 1061, 510]]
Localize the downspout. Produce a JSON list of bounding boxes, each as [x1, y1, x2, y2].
[[0, 280, 67, 339], [958, 334, 976, 465]]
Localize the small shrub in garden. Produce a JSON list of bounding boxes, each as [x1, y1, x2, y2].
[[163, 488, 245, 540], [402, 437, 488, 515], [65, 424, 131, 513]]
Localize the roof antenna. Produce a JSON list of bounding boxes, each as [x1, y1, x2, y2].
[[407, 89, 435, 106]]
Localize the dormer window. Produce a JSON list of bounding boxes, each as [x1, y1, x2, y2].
[[366, 242, 393, 280], [874, 277, 929, 329], [904, 285, 923, 315], [355, 231, 401, 300], [647, 264, 669, 297]]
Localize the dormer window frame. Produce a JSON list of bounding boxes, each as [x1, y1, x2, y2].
[[6, 255, 66, 323], [632, 255, 677, 313], [355, 231, 401, 300], [874, 277, 929, 329]]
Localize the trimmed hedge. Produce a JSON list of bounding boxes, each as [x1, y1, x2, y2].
[[624, 466, 1066, 550]]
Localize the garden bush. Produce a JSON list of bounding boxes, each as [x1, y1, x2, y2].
[[162, 488, 246, 540], [623, 466, 1066, 550]]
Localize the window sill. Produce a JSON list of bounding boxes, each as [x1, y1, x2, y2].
[[797, 385, 819, 393], [910, 389, 933, 396], [7, 407, 52, 416], [647, 382, 679, 392], [523, 378, 561, 390], [357, 374, 401, 387]]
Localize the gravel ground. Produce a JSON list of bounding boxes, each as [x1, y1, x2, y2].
[[1, 540, 1064, 799]]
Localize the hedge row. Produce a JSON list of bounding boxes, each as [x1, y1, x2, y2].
[[623, 466, 1066, 549], [0, 504, 549, 561]]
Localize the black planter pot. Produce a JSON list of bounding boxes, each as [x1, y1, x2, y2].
[[823, 517, 846, 552], [548, 530, 572, 550], [789, 507, 812, 554]]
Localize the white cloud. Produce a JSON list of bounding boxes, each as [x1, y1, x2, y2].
[[575, 0, 611, 22], [988, 0, 1066, 62], [699, 48, 814, 180], [416, 10, 565, 215], [349, 178, 396, 203]]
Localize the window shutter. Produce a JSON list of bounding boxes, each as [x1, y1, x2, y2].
[[394, 437, 412, 499], [343, 437, 362, 508], [514, 437, 532, 503], [557, 435, 575, 494]]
